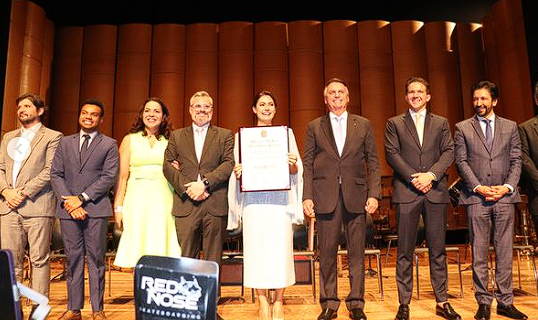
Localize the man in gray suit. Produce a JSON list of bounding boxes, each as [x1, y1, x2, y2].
[[454, 81, 527, 320], [385, 77, 460, 320], [518, 81, 538, 246], [0, 93, 62, 316], [51, 99, 119, 320], [303, 78, 381, 320]]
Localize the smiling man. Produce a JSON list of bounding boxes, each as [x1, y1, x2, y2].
[[454, 81, 527, 320], [303, 78, 381, 320], [50, 99, 119, 320], [163, 91, 234, 267], [385, 77, 459, 320], [0, 93, 62, 318]]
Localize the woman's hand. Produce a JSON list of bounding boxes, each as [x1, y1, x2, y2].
[[288, 153, 298, 174], [234, 163, 242, 179], [114, 211, 123, 229]]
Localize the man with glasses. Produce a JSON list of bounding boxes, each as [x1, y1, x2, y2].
[[163, 90, 234, 267]]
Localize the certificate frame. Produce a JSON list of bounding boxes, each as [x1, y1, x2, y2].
[[238, 125, 290, 192]]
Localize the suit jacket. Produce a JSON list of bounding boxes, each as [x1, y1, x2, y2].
[[303, 113, 381, 214], [0, 125, 63, 216], [163, 124, 234, 217], [384, 111, 454, 204], [518, 115, 538, 196], [50, 132, 119, 219], [454, 115, 522, 205]]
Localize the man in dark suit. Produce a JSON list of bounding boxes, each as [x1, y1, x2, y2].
[[51, 99, 119, 320], [518, 81, 538, 247], [454, 81, 527, 320], [303, 78, 381, 320], [385, 77, 460, 320], [163, 91, 234, 266]]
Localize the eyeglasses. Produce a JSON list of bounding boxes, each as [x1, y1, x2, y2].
[[191, 104, 212, 111]]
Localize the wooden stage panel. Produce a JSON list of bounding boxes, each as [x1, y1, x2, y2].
[[33, 248, 538, 319]]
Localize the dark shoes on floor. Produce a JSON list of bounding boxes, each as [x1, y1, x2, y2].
[[435, 302, 461, 320], [395, 304, 410, 320], [497, 304, 528, 320], [349, 308, 367, 320], [317, 308, 337, 320]]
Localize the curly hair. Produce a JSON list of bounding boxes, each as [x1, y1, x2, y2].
[[129, 97, 173, 139]]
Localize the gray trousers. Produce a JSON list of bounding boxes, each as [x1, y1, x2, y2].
[[396, 197, 448, 304], [0, 213, 54, 298], [467, 202, 514, 306]]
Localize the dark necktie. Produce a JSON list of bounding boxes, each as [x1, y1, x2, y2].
[[484, 119, 493, 150], [80, 134, 90, 162]]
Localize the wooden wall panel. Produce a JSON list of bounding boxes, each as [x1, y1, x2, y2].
[[323, 20, 360, 115], [50, 27, 84, 135], [151, 24, 186, 130], [2, 0, 27, 133], [254, 22, 289, 126], [19, 1, 45, 95], [424, 22, 463, 127], [391, 21, 428, 114], [80, 25, 117, 137], [39, 19, 54, 114], [456, 23, 486, 119], [481, 12, 503, 115], [491, 0, 533, 123], [113, 24, 152, 140], [357, 20, 395, 176], [184, 23, 218, 126], [288, 21, 324, 153], [218, 22, 253, 131]]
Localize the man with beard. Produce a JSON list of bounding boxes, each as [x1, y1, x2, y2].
[[0, 93, 62, 317], [454, 81, 527, 320], [303, 78, 381, 320], [163, 91, 234, 266]]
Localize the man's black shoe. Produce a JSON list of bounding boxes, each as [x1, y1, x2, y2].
[[317, 308, 337, 320], [474, 304, 491, 320], [349, 308, 367, 320], [435, 302, 461, 320], [395, 304, 409, 320], [497, 304, 528, 320]]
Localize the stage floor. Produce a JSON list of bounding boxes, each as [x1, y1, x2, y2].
[[25, 245, 538, 320]]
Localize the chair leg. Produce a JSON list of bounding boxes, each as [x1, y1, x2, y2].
[[415, 252, 420, 300], [376, 253, 384, 301], [530, 250, 538, 297], [108, 256, 112, 297], [516, 249, 522, 290], [457, 251, 463, 298], [385, 240, 392, 266], [310, 258, 317, 304]]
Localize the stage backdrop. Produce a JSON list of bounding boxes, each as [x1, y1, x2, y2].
[[1, 0, 534, 177]]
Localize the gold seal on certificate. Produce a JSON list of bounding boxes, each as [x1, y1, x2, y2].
[[239, 125, 290, 192]]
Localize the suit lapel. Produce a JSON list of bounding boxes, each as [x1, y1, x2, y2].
[[403, 111, 422, 149], [16, 127, 46, 182], [5, 131, 21, 179], [492, 116, 503, 154], [421, 112, 434, 150], [80, 133, 103, 170], [471, 116, 490, 153], [532, 116, 538, 139], [320, 114, 339, 157], [341, 116, 358, 158], [200, 125, 216, 164], [184, 126, 198, 164]]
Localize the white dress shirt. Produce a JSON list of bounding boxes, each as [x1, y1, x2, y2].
[[329, 111, 348, 156]]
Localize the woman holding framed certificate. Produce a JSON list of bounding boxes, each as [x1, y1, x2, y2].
[[228, 91, 304, 320]]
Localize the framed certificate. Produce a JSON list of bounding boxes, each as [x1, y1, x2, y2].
[[239, 125, 290, 192]]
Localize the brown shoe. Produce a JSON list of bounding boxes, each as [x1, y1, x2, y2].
[[92, 311, 107, 320], [58, 310, 82, 320]]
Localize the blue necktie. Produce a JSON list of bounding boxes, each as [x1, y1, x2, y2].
[[483, 119, 493, 150]]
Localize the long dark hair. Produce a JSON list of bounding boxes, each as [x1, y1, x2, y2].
[[129, 97, 172, 139]]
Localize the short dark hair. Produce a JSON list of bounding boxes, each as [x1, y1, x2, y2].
[[405, 77, 430, 94], [129, 97, 173, 139], [81, 98, 105, 117], [252, 90, 277, 109], [471, 80, 499, 101], [15, 93, 46, 121]]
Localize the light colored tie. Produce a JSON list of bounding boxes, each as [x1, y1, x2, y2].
[[334, 117, 344, 156], [415, 113, 424, 146], [195, 128, 203, 162]]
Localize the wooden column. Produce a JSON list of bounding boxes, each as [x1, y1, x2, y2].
[[254, 22, 289, 126], [218, 22, 253, 131], [151, 24, 186, 129], [113, 24, 152, 140], [289, 20, 325, 153]]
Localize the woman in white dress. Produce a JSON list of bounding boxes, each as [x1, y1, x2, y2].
[[228, 91, 304, 320]]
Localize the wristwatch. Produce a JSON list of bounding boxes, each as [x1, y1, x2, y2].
[[202, 178, 210, 190], [78, 194, 86, 203]]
